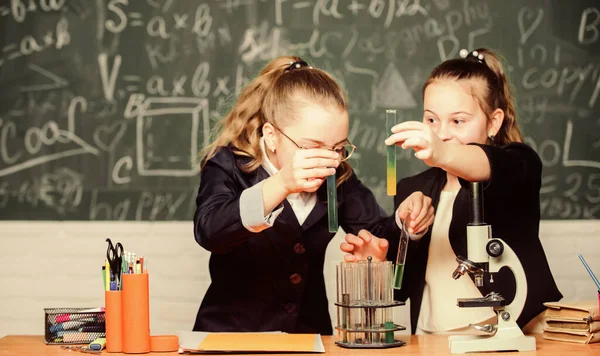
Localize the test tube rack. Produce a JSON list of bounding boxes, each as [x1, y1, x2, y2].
[[334, 257, 406, 349]]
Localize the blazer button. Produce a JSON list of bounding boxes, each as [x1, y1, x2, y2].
[[293, 243, 306, 255], [284, 302, 297, 313], [289, 273, 302, 284]]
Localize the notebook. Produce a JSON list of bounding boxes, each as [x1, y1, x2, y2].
[[177, 331, 325, 354]]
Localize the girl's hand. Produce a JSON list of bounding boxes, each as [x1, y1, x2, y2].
[[277, 149, 340, 194], [384, 121, 447, 168], [397, 191, 435, 235], [340, 229, 389, 262]]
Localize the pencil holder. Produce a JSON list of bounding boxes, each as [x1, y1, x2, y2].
[[105, 291, 123, 352], [122, 273, 151, 354]]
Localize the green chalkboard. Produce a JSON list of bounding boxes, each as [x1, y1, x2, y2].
[[0, 0, 598, 220]]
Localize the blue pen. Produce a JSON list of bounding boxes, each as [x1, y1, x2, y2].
[[578, 254, 600, 291]]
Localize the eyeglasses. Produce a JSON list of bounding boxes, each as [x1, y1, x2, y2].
[[275, 127, 356, 162]]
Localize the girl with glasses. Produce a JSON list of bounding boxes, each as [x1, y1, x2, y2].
[[341, 48, 562, 336], [192, 56, 396, 335]]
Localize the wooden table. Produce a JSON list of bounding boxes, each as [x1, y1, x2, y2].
[[0, 335, 598, 355]]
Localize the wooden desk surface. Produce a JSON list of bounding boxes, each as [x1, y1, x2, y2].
[[0, 334, 597, 355]]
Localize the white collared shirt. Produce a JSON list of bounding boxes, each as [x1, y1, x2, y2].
[[259, 137, 317, 226]]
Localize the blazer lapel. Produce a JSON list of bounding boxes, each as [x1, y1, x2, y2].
[[278, 199, 303, 236], [301, 183, 333, 232]]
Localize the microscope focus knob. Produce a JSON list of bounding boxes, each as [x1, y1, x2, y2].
[[486, 239, 504, 257]]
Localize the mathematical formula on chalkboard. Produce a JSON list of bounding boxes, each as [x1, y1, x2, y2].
[[0, 0, 598, 220]]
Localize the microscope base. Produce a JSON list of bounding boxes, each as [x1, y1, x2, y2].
[[448, 310, 536, 354], [449, 333, 536, 354]]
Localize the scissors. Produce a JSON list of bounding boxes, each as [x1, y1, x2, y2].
[[106, 238, 124, 290]]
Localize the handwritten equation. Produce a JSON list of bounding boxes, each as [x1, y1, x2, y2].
[[0, 0, 598, 220]]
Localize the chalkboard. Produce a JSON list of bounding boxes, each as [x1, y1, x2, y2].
[[0, 0, 598, 220]]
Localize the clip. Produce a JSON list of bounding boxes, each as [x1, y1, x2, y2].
[[459, 49, 485, 64], [285, 60, 312, 71]]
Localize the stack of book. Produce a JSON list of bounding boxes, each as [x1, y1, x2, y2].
[[542, 300, 600, 344]]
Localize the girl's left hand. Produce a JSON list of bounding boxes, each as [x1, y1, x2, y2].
[[384, 121, 446, 167]]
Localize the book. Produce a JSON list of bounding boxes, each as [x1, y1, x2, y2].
[[177, 331, 325, 354], [543, 300, 599, 322], [546, 320, 600, 333], [542, 329, 600, 344]]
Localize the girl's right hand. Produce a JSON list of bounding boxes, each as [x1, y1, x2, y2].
[[397, 191, 435, 235], [278, 149, 340, 194]]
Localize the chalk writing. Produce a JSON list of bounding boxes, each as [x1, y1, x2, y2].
[[0, 0, 597, 221], [578, 7, 599, 45]]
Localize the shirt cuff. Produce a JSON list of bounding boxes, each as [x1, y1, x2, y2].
[[239, 181, 284, 233], [395, 208, 428, 241]]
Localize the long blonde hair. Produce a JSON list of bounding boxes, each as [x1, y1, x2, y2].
[[423, 48, 523, 146], [200, 56, 352, 185]]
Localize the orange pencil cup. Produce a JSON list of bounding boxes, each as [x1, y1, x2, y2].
[[105, 290, 123, 353], [122, 273, 151, 354]]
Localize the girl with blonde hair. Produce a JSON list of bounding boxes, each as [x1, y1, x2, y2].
[[193, 56, 411, 334]]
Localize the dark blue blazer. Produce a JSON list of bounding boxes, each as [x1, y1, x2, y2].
[[192, 146, 393, 335]]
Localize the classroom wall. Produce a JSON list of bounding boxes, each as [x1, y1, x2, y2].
[[0, 220, 598, 338]]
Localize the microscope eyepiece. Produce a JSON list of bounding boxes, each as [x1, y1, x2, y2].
[[469, 182, 485, 226]]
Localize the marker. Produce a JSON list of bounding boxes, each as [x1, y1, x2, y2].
[[104, 260, 110, 291], [89, 337, 106, 351], [56, 309, 105, 323], [386, 109, 397, 196], [49, 319, 101, 333], [102, 266, 106, 292]]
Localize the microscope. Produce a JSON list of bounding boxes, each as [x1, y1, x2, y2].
[[448, 182, 536, 353]]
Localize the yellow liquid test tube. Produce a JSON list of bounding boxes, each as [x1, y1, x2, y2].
[[386, 110, 397, 196], [327, 173, 338, 233]]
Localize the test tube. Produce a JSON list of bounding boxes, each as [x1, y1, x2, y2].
[[327, 173, 338, 233], [366, 257, 373, 344], [384, 261, 395, 343], [386, 110, 397, 196], [393, 219, 410, 289]]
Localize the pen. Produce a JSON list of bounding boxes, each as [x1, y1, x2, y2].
[[577, 254, 600, 290]]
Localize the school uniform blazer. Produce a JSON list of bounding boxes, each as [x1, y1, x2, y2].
[[385, 142, 563, 334], [192, 146, 393, 335]]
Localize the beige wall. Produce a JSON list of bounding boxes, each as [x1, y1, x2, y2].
[[0, 220, 598, 338]]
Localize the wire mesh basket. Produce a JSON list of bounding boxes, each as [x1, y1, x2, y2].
[[44, 307, 106, 345]]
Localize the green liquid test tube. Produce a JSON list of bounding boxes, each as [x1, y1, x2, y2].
[[393, 263, 405, 289], [393, 222, 409, 289], [327, 173, 338, 233], [386, 110, 397, 196]]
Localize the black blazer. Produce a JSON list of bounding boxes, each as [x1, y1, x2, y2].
[[385, 142, 562, 334], [192, 146, 393, 335]]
